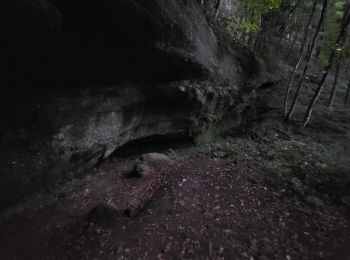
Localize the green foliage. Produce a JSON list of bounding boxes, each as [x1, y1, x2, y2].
[[247, 0, 282, 15], [224, 17, 240, 41], [335, 1, 344, 11], [317, 0, 347, 67], [318, 52, 330, 67], [223, 0, 282, 46], [339, 41, 350, 59], [240, 20, 260, 34]]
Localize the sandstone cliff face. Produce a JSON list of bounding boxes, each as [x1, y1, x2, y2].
[[0, 0, 272, 207]]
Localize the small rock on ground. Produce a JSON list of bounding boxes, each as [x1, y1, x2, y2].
[[129, 161, 153, 178], [140, 153, 173, 167], [85, 204, 117, 227]]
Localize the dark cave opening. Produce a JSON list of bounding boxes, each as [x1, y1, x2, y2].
[[112, 134, 194, 159]]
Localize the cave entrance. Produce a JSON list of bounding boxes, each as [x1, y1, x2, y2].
[[112, 134, 194, 159]]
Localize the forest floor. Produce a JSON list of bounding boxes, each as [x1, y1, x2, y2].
[[1, 79, 350, 260]]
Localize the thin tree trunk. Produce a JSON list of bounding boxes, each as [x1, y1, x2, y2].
[[303, 4, 350, 127], [283, 47, 305, 116], [284, 0, 323, 119], [299, 0, 318, 55], [288, 0, 302, 17], [328, 62, 341, 108], [214, 0, 222, 20], [286, 32, 297, 57], [315, 23, 325, 59], [345, 79, 350, 105], [277, 0, 302, 35]]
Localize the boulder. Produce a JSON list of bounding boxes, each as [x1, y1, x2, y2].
[[129, 161, 153, 178], [129, 153, 172, 178], [140, 153, 173, 167]]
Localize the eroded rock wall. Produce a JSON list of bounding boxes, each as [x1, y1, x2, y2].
[[0, 0, 273, 208]]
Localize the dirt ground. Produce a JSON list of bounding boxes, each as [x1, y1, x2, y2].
[[0, 137, 350, 260]]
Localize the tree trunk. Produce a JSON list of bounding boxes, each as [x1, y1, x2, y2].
[[344, 80, 350, 106], [315, 23, 325, 59], [214, 0, 222, 20], [284, 0, 325, 119], [345, 79, 350, 105], [328, 62, 341, 109], [288, 0, 302, 17], [303, 4, 350, 127], [286, 31, 297, 57], [283, 46, 305, 116], [299, 0, 318, 55], [277, 0, 302, 35]]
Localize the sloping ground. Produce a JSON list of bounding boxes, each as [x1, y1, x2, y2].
[[0, 144, 349, 260]]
